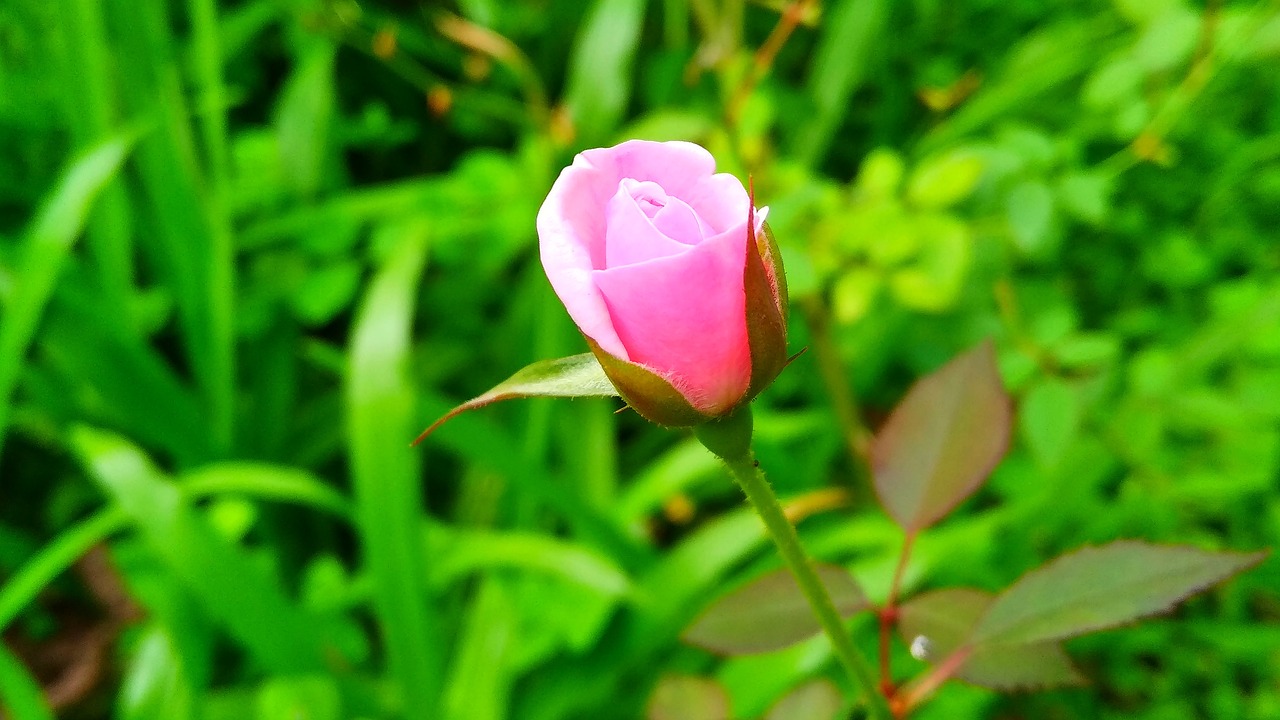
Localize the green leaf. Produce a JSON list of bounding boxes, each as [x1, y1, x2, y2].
[[871, 341, 1012, 531], [1082, 57, 1145, 110], [0, 641, 54, 720], [1132, 7, 1200, 72], [1053, 332, 1120, 369], [347, 227, 440, 717], [1006, 179, 1056, 255], [256, 676, 341, 720], [178, 463, 354, 522], [906, 149, 986, 209], [426, 522, 632, 597], [1056, 171, 1113, 224], [275, 42, 337, 198], [0, 508, 127, 634], [855, 148, 906, 198], [898, 589, 1083, 690], [971, 542, 1268, 646], [888, 214, 972, 313], [117, 625, 197, 720], [831, 268, 882, 324], [289, 259, 362, 326], [1019, 377, 1082, 470], [1113, 0, 1182, 26], [0, 137, 129, 456], [764, 679, 844, 720], [646, 675, 731, 720], [563, 0, 646, 142], [415, 353, 620, 443], [683, 564, 870, 655], [442, 579, 518, 720]]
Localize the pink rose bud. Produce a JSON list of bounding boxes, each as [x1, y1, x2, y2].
[[537, 140, 788, 426]]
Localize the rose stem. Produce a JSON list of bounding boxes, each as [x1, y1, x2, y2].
[[716, 450, 891, 720], [895, 645, 975, 716], [878, 532, 916, 695]]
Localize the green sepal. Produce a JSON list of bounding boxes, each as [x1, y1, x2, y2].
[[760, 222, 789, 323], [583, 336, 712, 427], [412, 353, 618, 444], [743, 214, 789, 400]]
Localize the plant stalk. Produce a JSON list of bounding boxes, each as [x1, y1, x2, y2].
[[720, 452, 892, 720]]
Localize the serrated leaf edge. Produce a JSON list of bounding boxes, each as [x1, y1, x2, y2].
[[970, 540, 1268, 646]]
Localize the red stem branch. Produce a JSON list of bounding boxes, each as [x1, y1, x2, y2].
[[897, 645, 974, 714], [878, 533, 916, 699]]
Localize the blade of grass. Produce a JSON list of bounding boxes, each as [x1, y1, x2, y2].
[[110, 0, 234, 454], [418, 393, 650, 568], [116, 624, 197, 720], [39, 303, 211, 465], [185, 0, 230, 195], [441, 579, 517, 720], [346, 221, 440, 719], [563, 0, 647, 143], [71, 426, 328, 673], [178, 463, 354, 522], [0, 508, 128, 634], [185, 0, 238, 459], [0, 137, 129, 458], [0, 642, 54, 720], [426, 522, 632, 597], [916, 19, 1109, 156], [794, 0, 888, 167], [55, 0, 136, 319]]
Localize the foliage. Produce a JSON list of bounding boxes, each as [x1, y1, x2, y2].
[[1, 0, 1278, 719]]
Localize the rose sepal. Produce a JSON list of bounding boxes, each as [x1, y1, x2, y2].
[[412, 353, 620, 445], [742, 215, 789, 402], [583, 336, 714, 427]]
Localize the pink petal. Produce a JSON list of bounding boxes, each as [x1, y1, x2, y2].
[[652, 198, 711, 245], [579, 140, 716, 198], [683, 173, 751, 234], [537, 155, 627, 358], [592, 220, 753, 414], [537, 140, 740, 363], [605, 181, 695, 267]]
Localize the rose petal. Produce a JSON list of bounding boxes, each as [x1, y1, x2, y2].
[[623, 180, 667, 218], [592, 220, 753, 413], [683, 173, 751, 235], [538, 156, 628, 358], [605, 181, 695, 267], [579, 140, 716, 198], [652, 198, 712, 245], [538, 140, 731, 363]]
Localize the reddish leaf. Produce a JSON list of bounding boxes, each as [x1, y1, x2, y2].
[[683, 565, 871, 655], [646, 675, 730, 720], [764, 679, 843, 720], [871, 340, 1011, 531], [972, 541, 1267, 646], [898, 589, 1083, 690]]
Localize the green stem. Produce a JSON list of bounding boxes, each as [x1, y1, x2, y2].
[[700, 411, 889, 719]]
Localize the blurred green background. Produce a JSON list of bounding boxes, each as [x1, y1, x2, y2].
[[2, 0, 1279, 718]]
